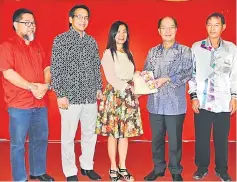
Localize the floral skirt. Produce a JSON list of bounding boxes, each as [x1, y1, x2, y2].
[[95, 83, 143, 138]]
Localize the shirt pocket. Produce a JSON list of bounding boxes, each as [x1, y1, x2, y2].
[[220, 58, 232, 73]]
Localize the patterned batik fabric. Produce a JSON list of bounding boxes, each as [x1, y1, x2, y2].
[[143, 42, 192, 115], [95, 83, 143, 138], [51, 27, 102, 104]]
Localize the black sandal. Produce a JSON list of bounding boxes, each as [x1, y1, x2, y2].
[[109, 169, 121, 182], [118, 167, 134, 181]]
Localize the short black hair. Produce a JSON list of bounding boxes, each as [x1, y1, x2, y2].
[[13, 8, 33, 23], [206, 12, 226, 25], [158, 16, 178, 29], [68, 5, 90, 27], [69, 4, 90, 18], [12, 8, 34, 30]]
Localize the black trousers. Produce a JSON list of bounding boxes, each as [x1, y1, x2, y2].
[[150, 113, 185, 174], [194, 109, 230, 173]]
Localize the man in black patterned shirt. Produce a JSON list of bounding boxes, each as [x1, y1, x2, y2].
[[51, 4, 102, 182]]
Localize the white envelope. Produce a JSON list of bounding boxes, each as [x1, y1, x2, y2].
[[134, 71, 158, 95]]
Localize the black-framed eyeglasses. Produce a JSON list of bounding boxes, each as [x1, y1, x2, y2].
[[17, 21, 36, 27], [73, 14, 89, 21]]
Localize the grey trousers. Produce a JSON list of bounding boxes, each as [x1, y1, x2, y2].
[[149, 113, 185, 174], [59, 103, 97, 177]]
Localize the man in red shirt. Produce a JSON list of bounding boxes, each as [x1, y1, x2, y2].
[[0, 8, 54, 181]]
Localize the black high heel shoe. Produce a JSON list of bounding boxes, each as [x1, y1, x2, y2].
[[109, 169, 121, 182], [118, 167, 134, 181]]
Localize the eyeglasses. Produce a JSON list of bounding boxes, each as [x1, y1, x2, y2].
[[17, 21, 36, 27], [73, 14, 89, 21]]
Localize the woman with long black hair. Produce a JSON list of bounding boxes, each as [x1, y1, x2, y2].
[[95, 21, 143, 181]]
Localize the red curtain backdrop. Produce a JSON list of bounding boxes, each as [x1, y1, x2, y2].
[[0, 0, 236, 141]]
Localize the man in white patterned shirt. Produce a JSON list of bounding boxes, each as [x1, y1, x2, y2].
[[188, 12, 236, 182]]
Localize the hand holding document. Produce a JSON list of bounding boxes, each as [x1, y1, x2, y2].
[[134, 71, 158, 95]]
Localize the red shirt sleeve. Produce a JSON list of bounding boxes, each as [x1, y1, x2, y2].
[[42, 51, 50, 70], [0, 42, 15, 71]]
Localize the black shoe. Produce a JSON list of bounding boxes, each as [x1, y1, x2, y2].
[[81, 168, 101, 180], [193, 169, 208, 180], [172, 174, 183, 181], [144, 170, 165, 181], [66, 175, 78, 181], [30, 173, 55, 181], [216, 171, 232, 181]]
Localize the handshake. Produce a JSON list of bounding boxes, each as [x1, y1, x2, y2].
[[28, 83, 49, 99]]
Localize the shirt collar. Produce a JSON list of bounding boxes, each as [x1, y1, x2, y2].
[[158, 41, 179, 51], [201, 38, 229, 52], [14, 34, 34, 46], [69, 26, 86, 37]]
